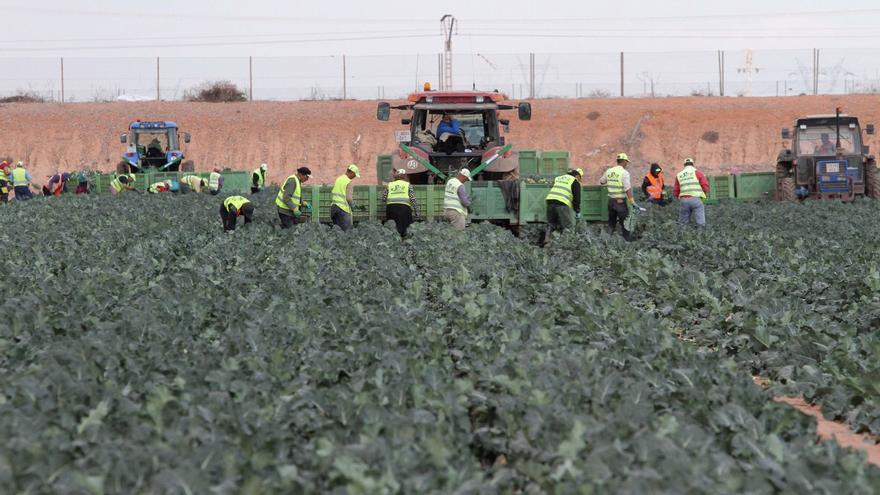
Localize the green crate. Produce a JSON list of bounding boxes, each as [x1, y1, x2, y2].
[[468, 181, 518, 222], [518, 150, 539, 176], [581, 185, 609, 221], [412, 185, 444, 221], [705, 175, 736, 205], [538, 150, 570, 176], [519, 183, 553, 223], [376, 155, 393, 183], [735, 172, 776, 200]]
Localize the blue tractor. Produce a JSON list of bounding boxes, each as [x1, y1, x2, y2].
[[118, 121, 193, 174]]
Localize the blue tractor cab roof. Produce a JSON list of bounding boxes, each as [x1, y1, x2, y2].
[[130, 121, 178, 130]]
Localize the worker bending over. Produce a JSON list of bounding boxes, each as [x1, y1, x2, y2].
[[111, 173, 137, 194], [674, 158, 710, 228], [10, 161, 37, 200], [208, 168, 223, 195], [275, 167, 312, 229], [180, 175, 206, 193], [600, 153, 635, 241], [443, 168, 472, 230], [0, 161, 11, 203], [641, 163, 668, 206], [381, 168, 420, 237], [251, 163, 268, 193], [331, 164, 360, 231], [220, 195, 254, 232], [42, 173, 71, 197], [541, 168, 583, 246]]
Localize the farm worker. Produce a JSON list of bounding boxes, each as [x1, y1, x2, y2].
[[147, 138, 163, 152], [275, 166, 312, 229], [330, 164, 360, 232], [110, 173, 137, 194], [599, 153, 635, 241], [220, 195, 254, 232], [673, 158, 710, 228], [179, 174, 206, 193], [42, 172, 71, 197], [251, 163, 268, 193], [75, 170, 89, 194], [436, 113, 461, 138], [381, 168, 421, 238], [443, 168, 472, 230], [208, 168, 224, 195], [816, 133, 836, 155], [641, 163, 668, 206], [10, 161, 37, 200], [0, 161, 10, 203], [148, 180, 173, 194], [540, 168, 583, 247]]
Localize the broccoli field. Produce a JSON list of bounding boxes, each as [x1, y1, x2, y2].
[[1, 192, 879, 494]]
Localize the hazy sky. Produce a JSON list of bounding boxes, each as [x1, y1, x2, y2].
[[3, 0, 880, 57]]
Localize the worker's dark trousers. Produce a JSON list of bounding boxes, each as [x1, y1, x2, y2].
[[330, 205, 353, 232], [219, 205, 250, 231], [251, 187, 260, 194], [608, 198, 632, 241], [277, 208, 300, 229], [14, 186, 32, 200], [541, 201, 574, 246], [386, 204, 413, 237]]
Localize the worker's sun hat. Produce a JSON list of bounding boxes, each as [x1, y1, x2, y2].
[[347, 163, 361, 177], [260, 163, 268, 171], [570, 167, 584, 177], [683, 158, 695, 165], [297, 167, 312, 177], [616, 153, 629, 162], [459, 168, 472, 179]]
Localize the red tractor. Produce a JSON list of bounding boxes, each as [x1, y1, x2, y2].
[[376, 87, 531, 183]]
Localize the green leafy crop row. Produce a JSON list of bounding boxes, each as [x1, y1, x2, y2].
[[0, 193, 877, 494]]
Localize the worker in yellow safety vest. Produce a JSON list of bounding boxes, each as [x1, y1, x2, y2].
[[443, 168, 472, 230], [251, 163, 268, 193], [220, 195, 254, 232], [381, 168, 420, 237], [673, 158, 710, 227], [208, 168, 223, 195], [10, 161, 37, 200], [541, 168, 583, 246], [0, 161, 11, 203], [110, 173, 137, 195], [275, 167, 312, 229], [599, 152, 635, 241], [180, 174, 206, 193], [330, 164, 360, 231]]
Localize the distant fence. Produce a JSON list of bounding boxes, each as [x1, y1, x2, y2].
[[2, 48, 880, 102]]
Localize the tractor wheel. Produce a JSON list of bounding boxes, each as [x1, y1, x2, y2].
[[779, 177, 796, 202], [182, 160, 195, 172], [865, 162, 880, 199], [116, 160, 131, 175]]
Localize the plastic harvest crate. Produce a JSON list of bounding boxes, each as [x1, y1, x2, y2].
[[705, 175, 736, 205], [735, 172, 776, 200], [519, 183, 608, 223], [518, 150, 540, 176], [538, 151, 571, 176]]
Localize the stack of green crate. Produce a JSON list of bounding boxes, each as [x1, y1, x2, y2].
[[539, 151, 571, 175], [518, 150, 540, 176], [705, 175, 736, 205]]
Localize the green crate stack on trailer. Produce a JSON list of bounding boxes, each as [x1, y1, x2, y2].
[[518, 150, 540, 176], [538, 151, 571, 175], [734, 172, 776, 201], [705, 175, 736, 205]]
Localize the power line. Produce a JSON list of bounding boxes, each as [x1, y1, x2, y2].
[[0, 29, 434, 45]]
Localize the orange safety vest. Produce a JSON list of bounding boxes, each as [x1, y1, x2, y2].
[[46, 176, 64, 197], [645, 173, 664, 199]]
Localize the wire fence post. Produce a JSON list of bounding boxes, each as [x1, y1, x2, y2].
[[342, 55, 347, 100], [249, 56, 253, 101], [60, 57, 64, 103], [620, 52, 625, 97], [156, 56, 160, 101]]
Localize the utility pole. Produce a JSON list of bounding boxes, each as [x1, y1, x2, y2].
[[529, 53, 535, 98], [156, 57, 160, 101], [620, 52, 625, 97], [342, 55, 347, 100], [813, 48, 819, 95], [717, 50, 725, 96], [60, 57, 65, 103], [249, 56, 253, 101], [737, 49, 760, 97], [440, 14, 456, 90]]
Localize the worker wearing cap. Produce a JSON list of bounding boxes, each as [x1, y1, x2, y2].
[[110, 173, 137, 195], [599, 152, 635, 241], [275, 166, 312, 229], [74, 170, 89, 194], [674, 158, 710, 227], [0, 161, 11, 203], [180, 174, 206, 193], [330, 164, 360, 232], [251, 163, 268, 194], [641, 163, 668, 206], [221, 195, 254, 232], [443, 168, 472, 230], [541, 168, 583, 246], [208, 168, 224, 195], [10, 161, 37, 200], [42, 172, 71, 197], [381, 168, 420, 237]]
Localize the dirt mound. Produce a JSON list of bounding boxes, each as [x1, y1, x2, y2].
[[2, 95, 880, 185]]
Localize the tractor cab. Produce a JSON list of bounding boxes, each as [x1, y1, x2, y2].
[[119, 121, 192, 173], [377, 88, 531, 184], [777, 110, 878, 200]]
